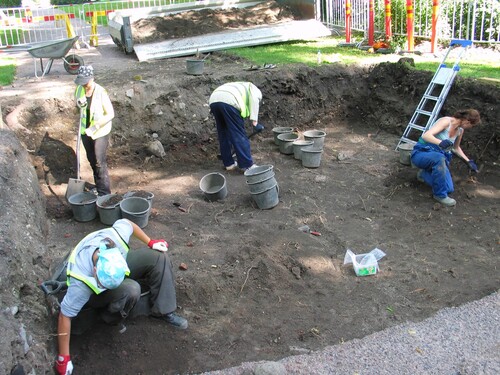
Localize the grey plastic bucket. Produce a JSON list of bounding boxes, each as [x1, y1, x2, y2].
[[292, 139, 314, 160], [303, 130, 327, 150], [272, 127, 294, 145], [186, 59, 204, 75], [199, 172, 228, 201], [68, 192, 97, 222], [277, 132, 299, 155], [398, 143, 414, 165], [96, 194, 122, 226], [246, 175, 277, 193], [244, 164, 274, 184], [120, 197, 150, 228], [251, 183, 279, 210], [124, 190, 154, 208], [301, 146, 323, 168]]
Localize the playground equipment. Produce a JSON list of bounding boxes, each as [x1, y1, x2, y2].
[[27, 36, 83, 78], [341, 0, 441, 53]]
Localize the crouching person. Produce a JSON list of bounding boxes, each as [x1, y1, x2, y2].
[[55, 218, 187, 375]]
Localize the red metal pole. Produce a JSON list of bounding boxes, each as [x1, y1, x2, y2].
[[384, 0, 392, 40], [406, 0, 414, 51], [345, 0, 352, 43], [369, 0, 375, 45], [431, 0, 439, 53]]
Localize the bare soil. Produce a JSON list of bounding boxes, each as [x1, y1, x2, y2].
[[1, 2, 499, 374]]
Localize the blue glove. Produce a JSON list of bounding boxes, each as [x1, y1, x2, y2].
[[468, 159, 479, 172], [254, 123, 265, 133], [438, 139, 454, 149]]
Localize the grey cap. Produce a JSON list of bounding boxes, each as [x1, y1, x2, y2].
[[74, 65, 94, 85]]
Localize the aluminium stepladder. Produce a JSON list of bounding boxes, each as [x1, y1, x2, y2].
[[396, 39, 473, 150]]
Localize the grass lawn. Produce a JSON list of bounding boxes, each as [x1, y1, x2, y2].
[[1, 37, 499, 86], [0, 57, 16, 86]]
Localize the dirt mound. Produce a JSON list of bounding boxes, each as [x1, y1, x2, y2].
[[131, 1, 298, 44], [0, 131, 50, 375]]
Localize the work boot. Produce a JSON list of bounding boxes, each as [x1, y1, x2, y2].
[[162, 312, 188, 329], [433, 195, 456, 207]]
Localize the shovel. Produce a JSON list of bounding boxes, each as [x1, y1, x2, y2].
[[65, 109, 86, 201]]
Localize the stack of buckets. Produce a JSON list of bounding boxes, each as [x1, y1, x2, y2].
[[244, 165, 279, 209], [272, 127, 326, 168]]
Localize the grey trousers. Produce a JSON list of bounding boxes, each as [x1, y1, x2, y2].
[[86, 248, 177, 322], [126, 247, 178, 316]]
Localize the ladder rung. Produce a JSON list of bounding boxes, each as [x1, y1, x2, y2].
[[400, 137, 416, 145], [423, 94, 439, 101], [408, 123, 426, 131], [416, 109, 433, 116]]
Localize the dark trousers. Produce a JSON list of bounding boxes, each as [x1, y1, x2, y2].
[[86, 248, 178, 323], [126, 248, 178, 316], [87, 279, 140, 324], [210, 102, 253, 169], [81, 133, 111, 195]]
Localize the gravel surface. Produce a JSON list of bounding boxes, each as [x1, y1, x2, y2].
[[201, 291, 500, 375]]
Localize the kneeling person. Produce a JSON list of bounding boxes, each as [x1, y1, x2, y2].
[[55, 218, 187, 375]]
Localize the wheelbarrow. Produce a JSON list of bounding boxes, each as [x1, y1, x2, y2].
[[27, 36, 84, 78]]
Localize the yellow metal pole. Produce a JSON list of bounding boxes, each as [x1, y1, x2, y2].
[[90, 12, 98, 47], [65, 14, 76, 38]]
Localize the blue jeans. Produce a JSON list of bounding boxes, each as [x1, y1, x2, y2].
[[210, 102, 253, 169], [411, 143, 454, 198]]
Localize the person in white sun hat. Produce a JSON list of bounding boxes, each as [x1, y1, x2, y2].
[[55, 218, 187, 375], [74, 65, 114, 196]]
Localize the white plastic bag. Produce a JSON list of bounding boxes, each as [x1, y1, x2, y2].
[[343, 248, 386, 276]]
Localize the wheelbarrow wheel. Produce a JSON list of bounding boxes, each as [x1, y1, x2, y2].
[[64, 54, 84, 75]]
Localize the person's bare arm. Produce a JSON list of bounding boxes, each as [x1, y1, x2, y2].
[[126, 219, 151, 245], [451, 129, 470, 161], [422, 117, 450, 145], [57, 312, 71, 355]]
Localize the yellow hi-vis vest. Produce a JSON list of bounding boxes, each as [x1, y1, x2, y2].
[[216, 82, 251, 118], [75, 84, 112, 140], [66, 230, 130, 294]]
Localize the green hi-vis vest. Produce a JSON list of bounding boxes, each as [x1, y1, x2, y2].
[[75, 84, 112, 139], [66, 230, 130, 294], [218, 82, 251, 118]]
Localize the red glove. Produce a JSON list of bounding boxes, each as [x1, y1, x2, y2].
[[55, 355, 73, 375], [148, 239, 168, 252]]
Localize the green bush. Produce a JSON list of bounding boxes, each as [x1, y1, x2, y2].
[[50, 0, 87, 5], [0, 0, 22, 7]]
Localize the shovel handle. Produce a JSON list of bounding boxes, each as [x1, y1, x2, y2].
[[76, 109, 83, 180], [40, 280, 66, 296]]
